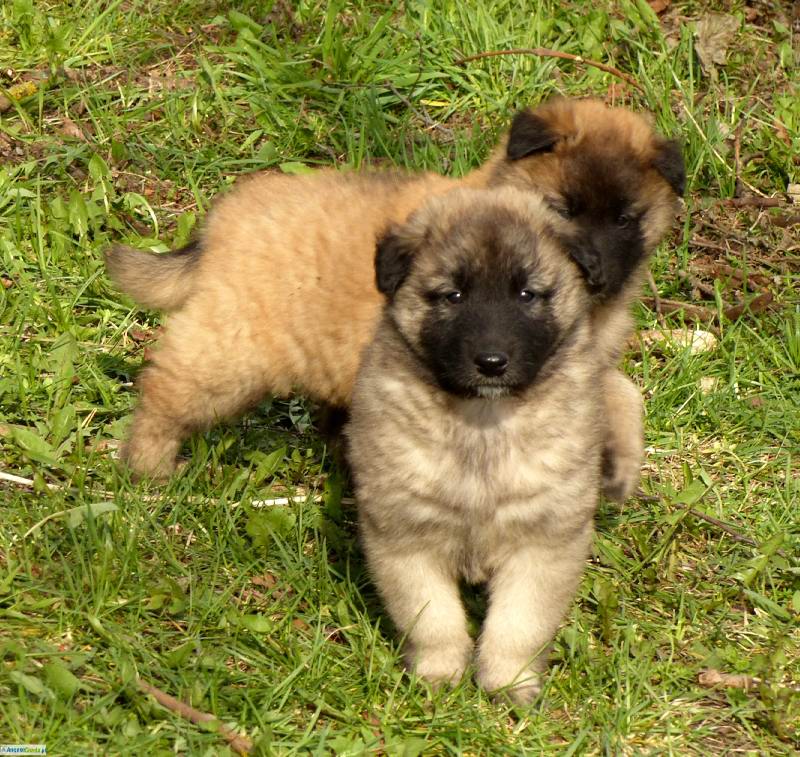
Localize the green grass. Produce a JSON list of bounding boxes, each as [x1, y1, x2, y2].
[[1, 0, 798, 753]]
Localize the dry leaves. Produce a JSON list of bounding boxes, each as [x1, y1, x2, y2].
[[640, 328, 718, 355], [694, 13, 739, 76], [58, 117, 89, 142], [648, 0, 671, 14], [699, 669, 757, 690]]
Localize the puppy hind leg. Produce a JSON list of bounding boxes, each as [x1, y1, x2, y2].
[[122, 327, 270, 479], [601, 369, 644, 502]]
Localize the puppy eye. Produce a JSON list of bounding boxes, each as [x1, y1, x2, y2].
[[556, 206, 573, 219], [518, 289, 535, 303], [617, 213, 632, 228], [444, 290, 463, 304]]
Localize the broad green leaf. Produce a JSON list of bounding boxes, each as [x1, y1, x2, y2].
[[246, 509, 295, 547], [279, 161, 315, 176], [44, 660, 81, 698], [238, 614, 273, 634], [673, 479, 706, 506], [10, 670, 55, 701], [164, 640, 195, 668], [66, 501, 119, 528], [9, 426, 59, 466]]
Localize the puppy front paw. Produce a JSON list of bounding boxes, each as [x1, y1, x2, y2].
[[476, 653, 543, 705], [408, 641, 472, 687]]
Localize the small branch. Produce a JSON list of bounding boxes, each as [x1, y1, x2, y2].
[[699, 669, 800, 694], [641, 297, 717, 323], [633, 490, 757, 548], [645, 271, 662, 322], [721, 197, 785, 208], [641, 293, 773, 324], [137, 679, 253, 755], [0, 469, 60, 491], [686, 509, 757, 548], [0, 470, 38, 487], [456, 48, 643, 92], [722, 292, 773, 321], [689, 235, 728, 252]]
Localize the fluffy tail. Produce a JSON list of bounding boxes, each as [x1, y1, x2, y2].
[[104, 241, 200, 312]]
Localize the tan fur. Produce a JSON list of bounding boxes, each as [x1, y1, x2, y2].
[[105, 244, 198, 312], [347, 188, 602, 703], [112, 170, 457, 477], [107, 98, 680, 485]]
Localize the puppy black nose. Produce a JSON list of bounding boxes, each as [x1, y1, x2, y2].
[[474, 351, 509, 376]]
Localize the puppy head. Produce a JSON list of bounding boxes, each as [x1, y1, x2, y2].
[[490, 98, 685, 300], [375, 187, 591, 399]]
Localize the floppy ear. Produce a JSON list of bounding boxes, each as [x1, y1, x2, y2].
[[506, 109, 559, 160], [568, 247, 606, 294], [652, 139, 686, 196], [375, 227, 416, 297]]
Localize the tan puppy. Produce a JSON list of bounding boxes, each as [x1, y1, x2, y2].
[[106, 171, 458, 478], [106, 98, 684, 489], [347, 187, 603, 704]]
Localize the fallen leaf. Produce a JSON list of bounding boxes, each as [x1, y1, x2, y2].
[[699, 669, 756, 690], [723, 292, 773, 321], [774, 120, 791, 147], [640, 328, 718, 354], [648, 0, 670, 14], [251, 573, 277, 589], [694, 13, 739, 75], [787, 183, 800, 204], [698, 376, 718, 394], [59, 117, 88, 142], [130, 327, 156, 342]]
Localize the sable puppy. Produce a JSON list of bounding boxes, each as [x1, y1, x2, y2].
[[107, 98, 683, 489], [479, 98, 685, 500], [347, 187, 602, 704]]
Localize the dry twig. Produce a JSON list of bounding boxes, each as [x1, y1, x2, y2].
[[641, 297, 717, 323], [699, 669, 800, 694], [722, 291, 773, 321], [633, 490, 757, 548], [641, 292, 773, 325], [456, 48, 643, 92], [137, 679, 253, 755], [645, 271, 663, 322], [686, 509, 757, 548], [722, 196, 785, 208]]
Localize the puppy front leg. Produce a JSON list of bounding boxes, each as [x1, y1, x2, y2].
[[476, 525, 593, 705], [364, 537, 472, 687]]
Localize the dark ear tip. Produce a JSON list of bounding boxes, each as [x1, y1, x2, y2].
[[654, 139, 687, 196], [506, 109, 558, 161], [375, 227, 414, 297]]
